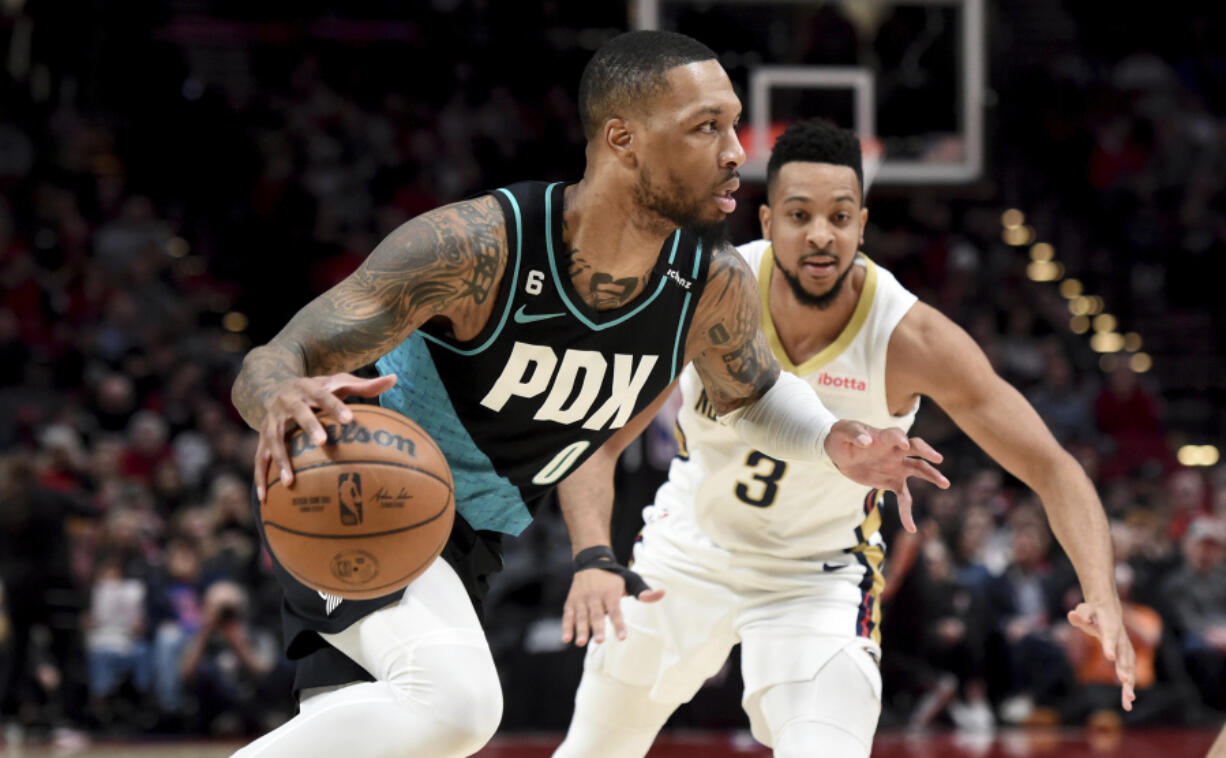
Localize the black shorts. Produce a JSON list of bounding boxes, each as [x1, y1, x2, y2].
[[251, 486, 504, 696]]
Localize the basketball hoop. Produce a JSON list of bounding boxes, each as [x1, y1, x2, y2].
[[861, 136, 884, 194]]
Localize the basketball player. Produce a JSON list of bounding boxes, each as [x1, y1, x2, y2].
[[228, 33, 947, 757], [553, 120, 1137, 758]]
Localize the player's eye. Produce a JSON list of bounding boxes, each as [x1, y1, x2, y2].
[[700, 120, 718, 133]]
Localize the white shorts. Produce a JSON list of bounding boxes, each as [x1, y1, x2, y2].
[[583, 516, 884, 744]]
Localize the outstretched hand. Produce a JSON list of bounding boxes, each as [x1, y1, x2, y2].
[[825, 421, 949, 533], [1068, 601, 1138, 711], [561, 568, 664, 647]]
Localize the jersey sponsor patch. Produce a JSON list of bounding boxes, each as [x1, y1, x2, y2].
[[814, 370, 867, 391]]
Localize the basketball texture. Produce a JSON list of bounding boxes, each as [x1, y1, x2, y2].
[[260, 404, 454, 601]]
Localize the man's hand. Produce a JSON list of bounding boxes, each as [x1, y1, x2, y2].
[[561, 567, 664, 647], [825, 421, 949, 532], [1068, 601, 1138, 711], [254, 372, 397, 500]]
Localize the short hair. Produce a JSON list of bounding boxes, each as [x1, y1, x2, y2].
[[766, 119, 864, 202], [578, 30, 717, 140]]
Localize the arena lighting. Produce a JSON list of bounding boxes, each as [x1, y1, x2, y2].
[[222, 311, 249, 333], [1085, 296, 1105, 315], [1090, 332, 1124, 353], [1059, 278, 1083, 298], [1001, 208, 1024, 229], [1026, 260, 1063, 281], [1124, 332, 1143, 352], [1129, 352, 1152, 373], [1069, 315, 1090, 334], [1002, 224, 1035, 246], [1092, 314, 1117, 333], [1177, 445, 1221, 467], [1069, 296, 1092, 316], [1029, 242, 1054, 262]]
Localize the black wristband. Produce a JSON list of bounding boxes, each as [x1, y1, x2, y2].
[[573, 545, 618, 571], [572, 545, 652, 598]]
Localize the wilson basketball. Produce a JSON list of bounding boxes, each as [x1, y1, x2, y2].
[[260, 404, 454, 600]]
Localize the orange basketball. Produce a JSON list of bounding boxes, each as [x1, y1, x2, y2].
[[260, 404, 454, 601]]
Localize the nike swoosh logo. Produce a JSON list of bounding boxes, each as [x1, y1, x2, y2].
[[513, 305, 566, 324], [822, 562, 847, 572]]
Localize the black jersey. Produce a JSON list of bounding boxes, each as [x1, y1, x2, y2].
[[262, 181, 710, 693], [375, 180, 709, 535]]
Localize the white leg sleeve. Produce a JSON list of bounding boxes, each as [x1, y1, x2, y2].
[[756, 648, 881, 758], [231, 560, 502, 758], [553, 669, 678, 758], [718, 371, 837, 464]]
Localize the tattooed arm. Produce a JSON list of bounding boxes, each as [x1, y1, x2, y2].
[[685, 243, 779, 412], [232, 194, 507, 496], [686, 242, 948, 508]]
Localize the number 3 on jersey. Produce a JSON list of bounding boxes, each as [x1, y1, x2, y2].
[[734, 451, 787, 508]]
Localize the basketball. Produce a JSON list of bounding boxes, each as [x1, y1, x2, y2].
[[260, 404, 454, 601]]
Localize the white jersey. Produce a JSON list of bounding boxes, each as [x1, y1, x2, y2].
[[650, 240, 919, 560]]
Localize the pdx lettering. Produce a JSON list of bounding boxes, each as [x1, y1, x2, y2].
[[481, 342, 658, 430], [290, 421, 418, 457]]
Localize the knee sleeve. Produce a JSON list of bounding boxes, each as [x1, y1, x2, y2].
[[553, 670, 677, 758], [756, 648, 881, 758]]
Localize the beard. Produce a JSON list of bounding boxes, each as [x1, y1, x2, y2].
[[633, 166, 730, 251], [774, 253, 853, 310]]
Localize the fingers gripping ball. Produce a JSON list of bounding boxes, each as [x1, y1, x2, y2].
[[260, 405, 454, 600]]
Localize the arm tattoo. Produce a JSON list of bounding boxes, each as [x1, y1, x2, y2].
[[231, 195, 507, 426], [689, 244, 779, 414]]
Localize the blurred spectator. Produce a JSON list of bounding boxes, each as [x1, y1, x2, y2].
[[1026, 342, 1096, 444], [148, 539, 205, 717], [0, 454, 96, 726], [1160, 517, 1226, 710], [1094, 363, 1171, 480], [179, 581, 280, 737], [201, 474, 261, 585], [120, 411, 174, 486], [83, 553, 151, 724], [1165, 468, 1211, 542], [994, 512, 1073, 722], [908, 538, 994, 731]]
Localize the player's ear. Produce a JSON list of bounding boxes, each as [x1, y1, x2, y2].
[[759, 203, 773, 241], [605, 118, 637, 167]]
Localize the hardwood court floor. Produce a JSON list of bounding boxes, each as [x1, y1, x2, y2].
[[0, 728, 1219, 757]]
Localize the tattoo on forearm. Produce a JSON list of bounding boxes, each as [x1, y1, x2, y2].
[[232, 345, 308, 428], [691, 245, 780, 413], [232, 195, 507, 423]]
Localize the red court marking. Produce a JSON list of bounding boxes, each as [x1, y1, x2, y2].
[[3, 728, 1218, 757], [473, 728, 1222, 758]]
